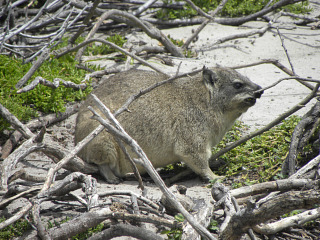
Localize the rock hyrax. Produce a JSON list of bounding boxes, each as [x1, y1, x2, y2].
[[75, 67, 263, 183]]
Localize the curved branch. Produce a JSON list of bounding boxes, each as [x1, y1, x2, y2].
[[55, 38, 168, 75]]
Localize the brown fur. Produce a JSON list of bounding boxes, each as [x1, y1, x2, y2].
[[75, 67, 262, 183]]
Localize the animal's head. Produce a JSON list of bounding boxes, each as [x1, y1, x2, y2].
[[202, 67, 263, 116]]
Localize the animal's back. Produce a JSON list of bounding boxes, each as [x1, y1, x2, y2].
[[75, 67, 262, 183]]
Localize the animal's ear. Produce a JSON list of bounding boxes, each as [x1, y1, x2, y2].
[[202, 67, 218, 89]]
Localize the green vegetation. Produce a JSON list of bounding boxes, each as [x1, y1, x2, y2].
[[84, 34, 127, 56], [156, 0, 311, 20], [214, 116, 302, 188], [162, 213, 185, 240], [0, 54, 92, 132], [0, 217, 31, 239], [208, 219, 219, 233], [0, 34, 127, 132]]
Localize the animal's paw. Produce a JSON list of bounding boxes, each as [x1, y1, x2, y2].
[[106, 177, 122, 184], [203, 173, 225, 183]]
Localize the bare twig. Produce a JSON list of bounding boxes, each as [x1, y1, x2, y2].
[[277, 27, 296, 75], [15, 48, 50, 89], [75, 9, 183, 61], [253, 207, 320, 234], [0, 103, 34, 139], [198, 25, 270, 52], [183, 0, 228, 49], [0, 0, 51, 42], [133, 0, 158, 16], [69, 0, 101, 44], [16, 76, 87, 93], [55, 38, 168, 75], [87, 223, 164, 240]]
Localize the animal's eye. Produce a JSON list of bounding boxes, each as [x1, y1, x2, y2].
[[233, 82, 243, 89]]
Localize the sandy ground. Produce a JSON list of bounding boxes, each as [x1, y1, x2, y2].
[[4, 4, 320, 239]]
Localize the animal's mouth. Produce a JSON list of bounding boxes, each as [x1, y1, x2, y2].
[[244, 97, 257, 106], [244, 89, 263, 106]]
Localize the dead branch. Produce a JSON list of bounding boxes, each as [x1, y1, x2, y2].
[[280, 11, 320, 25], [277, 27, 296, 75], [282, 100, 320, 176], [181, 199, 213, 240], [69, 0, 101, 44], [1, 103, 80, 159], [16, 76, 88, 93], [88, 94, 216, 240], [0, 201, 33, 230], [75, 8, 183, 61], [99, 190, 159, 210], [144, 0, 305, 27], [219, 190, 320, 240], [199, 24, 270, 52], [0, 0, 51, 43], [133, 0, 158, 16], [183, 0, 229, 49], [230, 178, 320, 199], [44, 207, 177, 240], [0, 130, 45, 192], [15, 49, 50, 89], [290, 154, 320, 179], [253, 207, 320, 235], [87, 223, 164, 240], [0, 103, 33, 139], [55, 38, 168, 75]]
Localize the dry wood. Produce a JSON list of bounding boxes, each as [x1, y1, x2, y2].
[[55, 38, 168, 75], [16, 76, 87, 93], [253, 207, 320, 234], [199, 24, 270, 52], [86, 223, 164, 240], [282, 100, 320, 176], [183, 0, 229, 49], [230, 179, 320, 199], [181, 199, 213, 240]]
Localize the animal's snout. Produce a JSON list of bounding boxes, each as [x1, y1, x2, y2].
[[254, 86, 264, 99]]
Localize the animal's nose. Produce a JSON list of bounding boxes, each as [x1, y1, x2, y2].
[[254, 86, 264, 98]]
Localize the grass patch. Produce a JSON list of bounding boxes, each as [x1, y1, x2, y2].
[[0, 54, 93, 132], [0, 217, 31, 239], [84, 34, 127, 56], [214, 116, 301, 188], [156, 0, 311, 20], [0, 33, 127, 132]]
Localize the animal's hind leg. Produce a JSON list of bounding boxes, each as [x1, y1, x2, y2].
[[98, 163, 121, 184]]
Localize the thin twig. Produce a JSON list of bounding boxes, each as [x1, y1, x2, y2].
[[55, 38, 168, 75], [277, 27, 296, 75]]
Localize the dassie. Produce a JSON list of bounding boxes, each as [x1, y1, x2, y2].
[[75, 67, 263, 183]]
